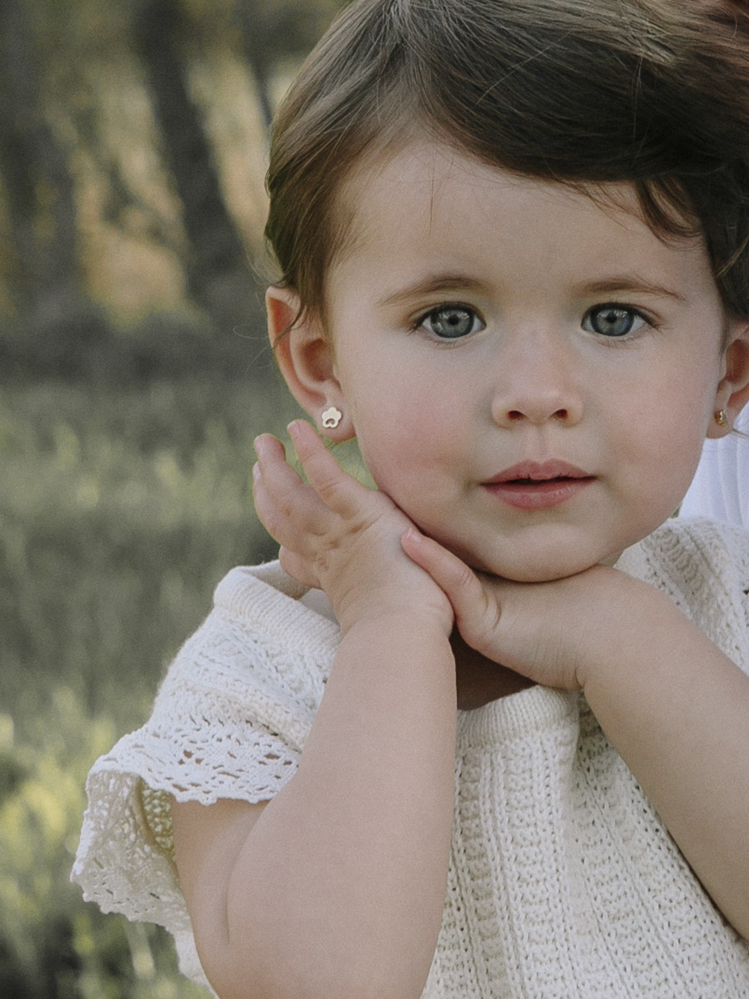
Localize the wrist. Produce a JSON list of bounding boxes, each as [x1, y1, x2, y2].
[[337, 595, 454, 640], [575, 570, 684, 695], [324, 560, 455, 638]]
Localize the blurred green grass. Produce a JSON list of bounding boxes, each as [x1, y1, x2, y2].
[[0, 308, 373, 997], [0, 374, 292, 726]]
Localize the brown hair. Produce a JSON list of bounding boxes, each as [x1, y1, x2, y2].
[[265, 0, 749, 325]]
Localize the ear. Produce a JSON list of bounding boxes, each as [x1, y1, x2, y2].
[[707, 318, 749, 438], [266, 285, 355, 440]]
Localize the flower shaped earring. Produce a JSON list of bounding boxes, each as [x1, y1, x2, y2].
[[322, 406, 343, 430]]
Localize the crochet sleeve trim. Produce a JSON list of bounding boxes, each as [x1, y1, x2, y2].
[[72, 562, 339, 937]]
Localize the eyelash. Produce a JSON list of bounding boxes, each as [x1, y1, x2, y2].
[[412, 301, 655, 341], [581, 303, 654, 339], [413, 304, 485, 340]]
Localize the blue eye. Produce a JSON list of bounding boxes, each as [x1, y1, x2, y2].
[[582, 304, 647, 337], [420, 305, 484, 339]]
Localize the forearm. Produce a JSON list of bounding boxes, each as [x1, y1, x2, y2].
[[196, 613, 457, 999], [581, 582, 749, 937]]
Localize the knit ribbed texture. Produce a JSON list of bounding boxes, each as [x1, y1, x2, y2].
[[72, 519, 749, 997]]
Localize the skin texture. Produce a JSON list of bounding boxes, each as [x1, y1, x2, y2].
[[283, 143, 747, 583], [172, 141, 749, 999]]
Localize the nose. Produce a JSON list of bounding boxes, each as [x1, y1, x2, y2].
[[490, 326, 584, 428]]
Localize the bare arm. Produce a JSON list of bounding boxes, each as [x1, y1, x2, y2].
[[580, 585, 749, 939], [172, 423, 457, 999], [403, 528, 749, 939]]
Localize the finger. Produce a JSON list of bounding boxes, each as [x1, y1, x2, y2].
[[401, 528, 500, 640], [288, 420, 370, 520], [254, 433, 302, 496], [254, 433, 334, 534], [252, 462, 310, 553], [278, 546, 322, 590]]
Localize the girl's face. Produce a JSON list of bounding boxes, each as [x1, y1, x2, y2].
[[289, 141, 749, 582]]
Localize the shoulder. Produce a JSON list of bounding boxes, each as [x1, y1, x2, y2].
[[639, 516, 749, 582], [158, 561, 341, 733], [84, 561, 342, 812], [618, 518, 749, 669], [208, 560, 338, 648], [619, 516, 749, 579]]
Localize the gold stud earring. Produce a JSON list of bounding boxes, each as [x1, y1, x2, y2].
[[715, 409, 728, 427], [321, 406, 342, 430]]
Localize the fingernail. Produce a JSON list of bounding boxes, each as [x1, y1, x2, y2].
[[287, 421, 301, 437], [252, 462, 260, 481]]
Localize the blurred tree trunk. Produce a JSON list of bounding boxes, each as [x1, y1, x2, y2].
[[238, 4, 275, 131], [134, 0, 257, 329], [0, 0, 80, 315], [243, 49, 274, 132]]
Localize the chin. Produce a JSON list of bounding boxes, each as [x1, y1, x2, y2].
[[494, 563, 595, 584], [467, 544, 616, 583]]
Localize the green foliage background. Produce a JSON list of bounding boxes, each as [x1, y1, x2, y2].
[[0, 0, 360, 992]]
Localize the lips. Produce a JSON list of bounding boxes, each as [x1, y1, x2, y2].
[[482, 460, 595, 510], [486, 460, 593, 484]]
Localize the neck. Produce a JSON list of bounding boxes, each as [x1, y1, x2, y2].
[[451, 628, 535, 710]]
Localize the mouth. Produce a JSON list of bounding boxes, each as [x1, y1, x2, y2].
[[482, 460, 595, 511]]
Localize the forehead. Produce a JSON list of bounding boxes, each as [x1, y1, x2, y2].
[[329, 140, 714, 303]]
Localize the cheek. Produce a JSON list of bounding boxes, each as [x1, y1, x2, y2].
[[351, 379, 468, 493], [617, 363, 717, 505], [658, 361, 719, 449]]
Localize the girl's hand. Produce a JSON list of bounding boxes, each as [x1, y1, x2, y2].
[[404, 526, 749, 941], [182, 425, 461, 999], [401, 526, 640, 691], [253, 421, 453, 636]]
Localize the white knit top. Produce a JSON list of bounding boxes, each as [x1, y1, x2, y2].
[[72, 517, 749, 998]]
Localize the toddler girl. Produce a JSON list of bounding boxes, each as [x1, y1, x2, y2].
[[74, 1, 749, 996]]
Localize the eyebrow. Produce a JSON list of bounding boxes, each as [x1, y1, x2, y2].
[[376, 272, 688, 309], [576, 276, 687, 302], [376, 274, 490, 309]]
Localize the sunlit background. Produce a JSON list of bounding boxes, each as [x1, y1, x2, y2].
[[0, 1, 351, 995]]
